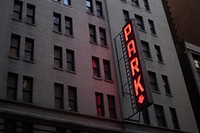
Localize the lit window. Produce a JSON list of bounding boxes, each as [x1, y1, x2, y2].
[[96, 1, 103, 17], [170, 107, 180, 129], [162, 75, 172, 95], [135, 14, 145, 31], [86, 0, 93, 13], [68, 86, 77, 112], [123, 10, 130, 24], [6, 72, 18, 100], [99, 28, 107, 46], [103, 60, 112, 80], [66, 49, 75, 72], [10, 34, 20, 58], [148, 71, 159, 91], [132, 0, 139, 7], [144, 0, 150, 11], [154, 105, 167, 127], [141, 40, 151, 58], [142, 109, 151, 124], [13, 0, 23, 20], [89, 24, 97, 43], [65, 16, 73, 36], [96, 92, 104, 117], [53, 13, 61, 32], [149, 19, 156, 35], [54, 83, 64, 109], [107, 95, 116, 119], [155, 45, 163, 62], [26, 4, 35, 24], [24, 37, 34, 61], [64, 0, 71, 6], [54, 46, 63, 68], [92, 56, 100, 77], [23, 76, 33, 103]]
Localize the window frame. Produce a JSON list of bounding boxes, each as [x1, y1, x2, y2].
[[6, 72, 18, 100], [148, 71, 159, 92], [92, 56, 101, 78], [54, 46, 63, 69], [64, 0, 71, 6], [99, 27, 107, 46], [89, 24, 97, 43], [53, 12, 61, 32], [131, 0, 140, 7], [68, 86, 77, 112], [141, 40, 151, 59], [107, 95, 116, 119], [96, 1, 103, 17], [13, 0, 23, 20], [155, 45, 164, 63], [26, 4, 35, 24], [54, 83, 64, 109], [22, 76, 33, 103], [162, 75, 172, 95], [95, 92, 104, 117], [103, 59, 112, 80], [142, 109, 151, 124], [123, 9, 130, 24], [148, 19, 156, 35], [65, 16, 73, 36], [135, 14, 145, 31], [169, 107, 180, 129], [66, 49, 75, 72], [143, 0, 150, 11], [154, 105, 167, 127], [24, 37, 34, 61], [86, 0, 93, 13], [10, 34, 20, 58]]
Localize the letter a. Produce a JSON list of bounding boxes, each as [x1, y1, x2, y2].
[[123, 24, 131, 41], [127, 40, 136, 58], [130, 57, 140, 77], [134, 75, 144, 96]]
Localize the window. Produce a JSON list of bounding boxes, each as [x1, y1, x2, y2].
[[155, 45, 163, 62], [10, 34, 20, 58], [86, 0, 93, 13], [22, 122, 32, 133], [54, 83, 64, 109], [132, 0, 140, 6], [148, 19, 156, 35], [13, 0, 23, 20], [6, 73, 18, 100], [107, 95, 116, 119], [68, 86, 77, 112], [135, 14, 145, 30], [148, 71, 159, 91], [154, 105, 167, 127], [66, 49, 75, 72], [123, 10, 130, 24], [89, 24, 97, 43], [193, 55, 200, 76], [53, 13, 61, 32], [103, 60, 112, 80], [162, 75, 172, 95], [141, 40, 151, 58], [23, 76, 33, 103], [5, 120, 16, 133], [96, 1, 103, 17], [170, 107, 180, 129], [92, 56, 100, 78], [144, 0, 150, 11], [142, 109, 151, 124], [24, 37, 34, 61], [26, 4, 35, 24], [96, 93, 104, 117], [64, 0, 71, 6], [99, 28, 107, 46], [54, 46, 62, 68], [65, 16, 73, 36]]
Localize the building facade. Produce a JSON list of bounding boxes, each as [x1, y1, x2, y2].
[[0, 0, 198, 133]]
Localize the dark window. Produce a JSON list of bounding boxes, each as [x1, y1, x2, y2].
[[144, 0, 150, 10], [10, 34, 20, 58], [65, 16, 73, 36], [103, 60, 112, 80], [22, 122, 32, 133], [96, 1, 103, 17], [86, 0, 93, 13], [170, 107, 180, 129], [6, 73, 18, 100], [64, 0, 71, 5], [54, 46, 62, 68], [193, 55, 200, 76], [149, 19, 156, 35], [89, 24, 97, 43], [154, 105, 167, 127], [142, 109, 151, 124], [141, 40, 151, 58], [68, 86, 77, 112], [148, 71, 159, 91], [24, 37, 34, 61], [53, 13, 61, 32], [162, 75, 172, 95], [23, 76, 33, 103], [107, 95, 116, 119], [99, 28, 107, 46], [13, 0, 23, 20], [135, 14, 145, 30], [155, 45, 163, 62], [66, 49, 75, 72], [123, 10, 130, 24], [56, 128, 65, 133], [96, 92, 104, 117], [132, 0, 139, 6], [92, 56, 100, 77], [26, 4, 35, 24], [5, 120, 16, 133], [55, 83, 64, 109]]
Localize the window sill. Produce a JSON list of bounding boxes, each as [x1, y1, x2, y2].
[[165, 93, 173, 97], [120, 0, 127, 3], [12, 18, 23, 23], [158, 61, 165, 65], [23, 59, 35, 64], [97, 15, 105, 19], [86, 11, 95, 16], [131, 4, 141, 9], [138, 29, 147, 33], [93, 76, 102, 81], [151, 33, 158, 37], [64, 34, 74, 38], [90, 41, 98, 45], [100, 44, 109, 49], [145, 9, 151, 13], [52, 0, 61, 4], [144, 57, 153, 61], [53, 30, 62, 35], [66, 70, 76, 74], [53, 67, 64, 71], [25, 22, 36, 26], [63, 4, 72, 8], [8, 55, 20, 60], [104, 79, 114, 83], [152, 90, 161, 94]]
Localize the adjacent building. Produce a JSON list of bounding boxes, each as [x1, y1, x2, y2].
[[0, 0, 198, 133]]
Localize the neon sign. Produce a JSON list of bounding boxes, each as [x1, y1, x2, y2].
[[123, 19, 152, 112]]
